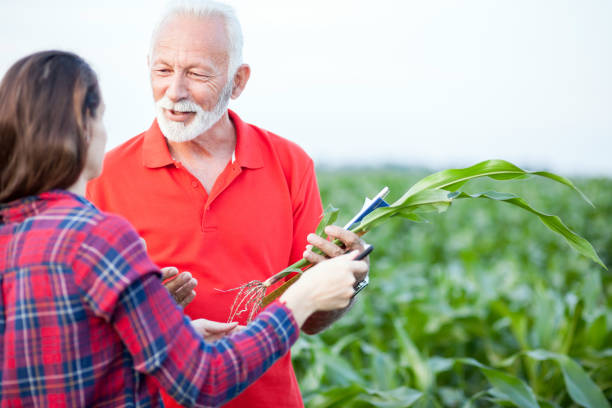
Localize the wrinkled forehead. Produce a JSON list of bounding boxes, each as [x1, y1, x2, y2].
[[151, 14, 230, 65]]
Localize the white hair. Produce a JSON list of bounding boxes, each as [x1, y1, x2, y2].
[[150, 0, 244, 77]]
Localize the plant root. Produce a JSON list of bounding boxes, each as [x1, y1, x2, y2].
[[219, 280, 270, 323]]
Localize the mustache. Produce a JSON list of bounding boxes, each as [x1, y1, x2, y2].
[[156, 96, 203, 113]]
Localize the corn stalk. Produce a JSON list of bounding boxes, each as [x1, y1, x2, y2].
[[226, 159, 606, 322]]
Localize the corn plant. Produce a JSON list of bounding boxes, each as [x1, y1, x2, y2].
[[227, 159, 606, 324]]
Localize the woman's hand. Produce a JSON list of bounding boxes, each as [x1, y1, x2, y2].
[[279, 251, 368, 327], [191, 319, 239, 342]]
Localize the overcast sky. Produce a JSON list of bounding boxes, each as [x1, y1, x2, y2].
[[2, 0, 611, 176]]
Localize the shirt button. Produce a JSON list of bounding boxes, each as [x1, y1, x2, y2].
[[191, 181, 198, 188]]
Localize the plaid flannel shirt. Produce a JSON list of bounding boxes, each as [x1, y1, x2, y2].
[[0, 190, 299, 407]]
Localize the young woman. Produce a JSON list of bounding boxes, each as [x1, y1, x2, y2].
[[0, 51, 367, 407]]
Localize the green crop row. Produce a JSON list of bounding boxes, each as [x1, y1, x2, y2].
[[291, 167, 612, 407]]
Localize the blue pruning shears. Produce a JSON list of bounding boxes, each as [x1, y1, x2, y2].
[[344, 186, 390, 295]]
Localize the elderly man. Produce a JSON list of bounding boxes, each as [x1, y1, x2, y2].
[[87, 0, 365, 407]]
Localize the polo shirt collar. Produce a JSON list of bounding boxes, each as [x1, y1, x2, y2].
[[142, 120, 174, 168], [228, 109, 264, 169], [142, 110, 263, 169]]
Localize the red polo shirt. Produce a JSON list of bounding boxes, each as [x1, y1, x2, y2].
[[86, 110, 322, 408]]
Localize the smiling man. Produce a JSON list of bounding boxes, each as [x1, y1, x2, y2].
[[86, 1, 366, 407]]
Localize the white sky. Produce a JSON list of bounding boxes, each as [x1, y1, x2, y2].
[[2, 0, 611, 176]]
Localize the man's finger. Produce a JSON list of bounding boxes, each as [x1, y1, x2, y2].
[[324, 225, 364, 250], [162, 271, 197, 307], [164, 271, 192, 291], [179, 290, 196, 308], [303, 248, 327, 264], [173, 279, 197, 302], [160, 266, 179, 281], [306, 233, 344, 258]]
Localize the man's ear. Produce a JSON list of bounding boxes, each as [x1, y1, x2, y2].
[[230, 64, 251, 99]]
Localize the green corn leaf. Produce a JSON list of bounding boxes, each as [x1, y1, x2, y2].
[[353, 190, 453, 233], [586, 314, 608, 350], [357, 386, 424, 407], [532, 171, 593, 207], [462, 390, 491, 408], [395, 212, 429, 223], [306, 384, 424, 408], [451, 191, 606, 269], [350, 187, 605, 269], [304, 384, 363, 408], [457, 358, 539, 408], [538, 400, 563, 408], [526, 350, 611, 408], [394, 320, 433, 391], [412, 394, 443, 408], [320, 350, 365, 387], [400, 159, 592, 206], [316, 204, 340, 238]]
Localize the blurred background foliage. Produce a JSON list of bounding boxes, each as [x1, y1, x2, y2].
[[291, 167, 611, 407]]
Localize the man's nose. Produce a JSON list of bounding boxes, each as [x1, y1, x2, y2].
[[166, 74, 189, 102]]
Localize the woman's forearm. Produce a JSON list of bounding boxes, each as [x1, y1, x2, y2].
[[113, 274, 299, 407]]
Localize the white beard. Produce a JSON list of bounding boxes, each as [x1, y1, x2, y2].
[[155, 80, 233, 143]]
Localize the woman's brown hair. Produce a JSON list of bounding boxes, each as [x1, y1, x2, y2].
[[0, 50, 101, 203]]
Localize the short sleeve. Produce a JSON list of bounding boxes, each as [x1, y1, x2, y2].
[[289, 158, 323, 264]]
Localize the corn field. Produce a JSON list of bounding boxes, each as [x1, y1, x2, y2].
[[292, 167, 612, 407]]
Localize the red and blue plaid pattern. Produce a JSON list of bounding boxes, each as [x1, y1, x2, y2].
[[0, 190, 299, 407]]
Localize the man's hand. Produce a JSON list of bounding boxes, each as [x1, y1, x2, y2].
[[300, 225, 370, 335], [304, 225, 369, 268], [190, 319, 240, 342], [160, 267, 197, 308]]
